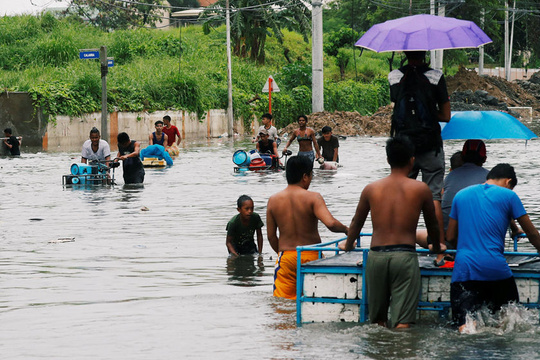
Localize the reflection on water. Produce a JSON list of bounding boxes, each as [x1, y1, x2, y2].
[[226, 255, 265, 286], [2, 134, 540, 359]]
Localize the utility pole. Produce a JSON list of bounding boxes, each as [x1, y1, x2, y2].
[[430, 0, 436, 67], [508, 0, 516, 81], [99, 46, 108, 143], [226, 0, 234, 136], [505, 1, 509, 81], [435, 3, 445, 71], [312, 1, 324, 113], [479, 9, 485, 75]]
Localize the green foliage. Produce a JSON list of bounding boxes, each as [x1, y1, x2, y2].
[[324, 27, 359, 57], [0, 15, 393, 129], [69, 0, 165, 30], [275, 62, 312, 90], [202, 0, 310, 64], [324, 79, 388, 115]]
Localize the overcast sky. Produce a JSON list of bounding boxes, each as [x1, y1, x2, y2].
[[0, 0, 70, 16]]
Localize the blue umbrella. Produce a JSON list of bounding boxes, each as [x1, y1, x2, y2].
[[441, 111, 537, 140]]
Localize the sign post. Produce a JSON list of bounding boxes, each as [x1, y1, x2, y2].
[[99, 46, 108, 143], [262, 75, 280, 117], [79, 47, 114, 142]]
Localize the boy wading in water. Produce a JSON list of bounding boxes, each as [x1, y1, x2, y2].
[[341, 136, 442, 328], [226, 195, 264, 256]]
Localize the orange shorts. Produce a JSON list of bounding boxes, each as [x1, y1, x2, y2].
[[273, 250, 319, 300]]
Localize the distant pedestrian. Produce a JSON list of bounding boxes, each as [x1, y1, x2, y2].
[[116, 132, 145, 184], [3, 128, 21, 156], [226, 195, 264, 257], [282, 115, 321, 163], [317, 126, 339, 162], [81, 127, 110, 164]]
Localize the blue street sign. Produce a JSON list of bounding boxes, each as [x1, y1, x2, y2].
[[79, 50, 99, 59], [107, 59, 114, 67]]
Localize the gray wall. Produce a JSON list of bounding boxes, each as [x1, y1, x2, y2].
[[0, 92, 45, 147]]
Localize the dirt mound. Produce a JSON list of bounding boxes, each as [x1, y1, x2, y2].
[[279, 67, 540, 136], [279, 109, 391, 137]]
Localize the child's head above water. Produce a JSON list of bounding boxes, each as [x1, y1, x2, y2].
[[237, 195, 254, 219]]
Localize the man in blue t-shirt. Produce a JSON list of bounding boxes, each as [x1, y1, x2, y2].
[[447, 163, 540, 333]]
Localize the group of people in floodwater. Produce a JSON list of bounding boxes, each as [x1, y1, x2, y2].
[[5, 50, 538, 333], [79, 115, 182, 184], [226, 51, 540, 333]]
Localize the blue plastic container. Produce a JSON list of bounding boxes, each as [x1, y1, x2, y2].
[[232, 150, 250, 166], [70, 163, 93, 176], [260, 154, 272, 166]]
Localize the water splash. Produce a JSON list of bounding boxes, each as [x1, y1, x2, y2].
[[461, 302, 539, 335]]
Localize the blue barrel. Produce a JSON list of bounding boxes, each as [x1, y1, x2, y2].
[[260, 154, 272, 166], [71, 163, 93, 176], [232, 150, 250, 166]]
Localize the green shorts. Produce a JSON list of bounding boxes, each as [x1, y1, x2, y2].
[[366, 250, 420, 327]]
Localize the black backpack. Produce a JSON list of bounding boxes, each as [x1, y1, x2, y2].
[[391, 65, 442, 154]]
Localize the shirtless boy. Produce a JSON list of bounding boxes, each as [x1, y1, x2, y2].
[[342, 136, 442, 328], [267, 155, 348, 299]]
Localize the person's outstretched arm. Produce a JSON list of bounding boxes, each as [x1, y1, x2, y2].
[[517, 214, 540, 252], [313, 193, 348, 234], [341, 189, 370, 251]]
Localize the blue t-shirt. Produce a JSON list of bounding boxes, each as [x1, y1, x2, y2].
[[450, 183, 526, 282]]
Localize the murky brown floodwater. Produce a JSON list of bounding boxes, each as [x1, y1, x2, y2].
[[2, 130, 540, 359]]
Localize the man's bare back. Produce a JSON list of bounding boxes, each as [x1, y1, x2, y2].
[[342, 150, 440, 252], [362, 174, 438, 247], [267, 185, 347, 252]]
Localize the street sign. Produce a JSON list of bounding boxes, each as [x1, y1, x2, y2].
[[262, 76, 280, 93], [79, 49, 100, 59], [107, 58, 114, 67]]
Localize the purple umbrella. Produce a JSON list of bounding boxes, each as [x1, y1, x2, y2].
[[356, 14, 492, 53]]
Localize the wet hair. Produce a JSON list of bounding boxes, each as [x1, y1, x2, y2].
[[286, 156, 313, 184], [450, 151, 464, 170], [322, 126, 332, 134], [237, 195, 253, 208], [297, 115, 308, 122], [117, 132, 130, 144], [4, 128, 12, 135], [405, 51, 426, 61], [163, 115, 171, 122], [89, 127, 100, 136], [155, 120, 164, 126], [261, 113, 272, 121], [386, 136, 415, 168], [487, 163, 517, 188]]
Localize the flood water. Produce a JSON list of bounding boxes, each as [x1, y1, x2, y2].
[[2, 131, 540, 359]]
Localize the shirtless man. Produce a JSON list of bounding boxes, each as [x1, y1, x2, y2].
[[267, 155, 348, 300], [341, 136, 442, 328]]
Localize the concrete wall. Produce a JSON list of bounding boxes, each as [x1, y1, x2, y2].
[[0, 92, 45, 147], [45, 110, 252, 151]]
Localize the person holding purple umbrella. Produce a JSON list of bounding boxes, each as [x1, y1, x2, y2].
[[388, 50, 451, 253]]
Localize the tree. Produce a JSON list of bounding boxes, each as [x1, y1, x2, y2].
[[67, 0, 165, 30], [201, 0, 311, 64]]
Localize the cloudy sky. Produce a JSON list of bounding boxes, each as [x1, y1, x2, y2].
[[0, 0, 70, 16]]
